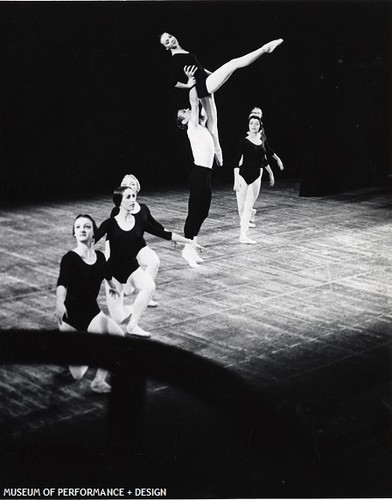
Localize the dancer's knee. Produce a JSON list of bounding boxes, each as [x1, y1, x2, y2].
[[150, 252, 160, 272]]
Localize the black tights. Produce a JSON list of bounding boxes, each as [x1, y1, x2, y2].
[[184, 165, 212, 239]]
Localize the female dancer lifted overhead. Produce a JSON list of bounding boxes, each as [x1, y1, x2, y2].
[[160, 32, 283, 166]]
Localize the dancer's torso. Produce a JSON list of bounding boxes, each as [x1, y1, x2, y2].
[[187, 123, 214, 168]]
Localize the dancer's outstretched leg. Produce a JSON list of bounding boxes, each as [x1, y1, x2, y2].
[[200, 95, 223, 166], [206, 39, 283, 95], [200, 38, 282, 164]]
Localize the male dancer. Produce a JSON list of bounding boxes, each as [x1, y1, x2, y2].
[[177, 66, 214, 268]]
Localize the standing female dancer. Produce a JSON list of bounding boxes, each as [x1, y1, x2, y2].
[[160, 32, 283, 166], [55, 214, 124, 393], [233, 114, 281, 244], [96, 186, 199, 338], [108, 174, 162, 307], [246, 107, 284, 226]]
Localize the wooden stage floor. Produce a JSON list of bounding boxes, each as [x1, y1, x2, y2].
[[0, 180, 391, 498]]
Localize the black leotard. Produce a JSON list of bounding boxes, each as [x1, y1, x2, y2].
[[57, 250, 111, 332], [169, 52, 210, 98], [233, 128, 276, 185], [109, 203, 165, 256], [96, 204, 172, 283]]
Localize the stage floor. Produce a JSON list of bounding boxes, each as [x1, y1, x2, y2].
[[0, 181, 391, 497]]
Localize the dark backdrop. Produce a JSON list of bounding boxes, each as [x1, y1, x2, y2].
[[1, 1, 391, 203]]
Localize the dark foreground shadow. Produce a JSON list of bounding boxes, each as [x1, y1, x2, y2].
[[0, 330, 323, 498]]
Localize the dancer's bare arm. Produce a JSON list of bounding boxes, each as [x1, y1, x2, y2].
[[184, 66, 200, 127], [265, 165, 275, 187], [55, 286, 68, 324]]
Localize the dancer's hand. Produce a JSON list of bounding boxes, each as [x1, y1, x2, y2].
[[234, 178, 244, 192], [184, 65, 197, 78], [55, 302, 67, 325], [277, 159, 284, 171], [269, 175, 275, 187], [184, 65, 197, 88], [108, 287, 120, 298]]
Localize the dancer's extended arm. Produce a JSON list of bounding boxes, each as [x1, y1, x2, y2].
[[265, 165, 275, 187], [265, 139, 284, 170], [184, 65, 200, 127]]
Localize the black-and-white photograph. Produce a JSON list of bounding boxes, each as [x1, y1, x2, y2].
[[0, 1, 391, 498]]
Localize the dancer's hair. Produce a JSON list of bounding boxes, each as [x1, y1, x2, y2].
[[249, 107, 263, 119], [112, 186, 131, 208], [72, 214, 98, 237], [121, 174, 140, 193], [176, 109, 189, 129]]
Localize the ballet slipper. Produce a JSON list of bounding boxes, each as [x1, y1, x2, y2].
[[90, 379, 111, 393], [126, 324, 151, 338], [239, 236, 257, 245], [148, 299, 159, 308], [182, 245, 199, 268], [248, 222, 256, 228], [262, 38, 284, 54]]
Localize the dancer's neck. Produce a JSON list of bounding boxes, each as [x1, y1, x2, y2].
[[119, 207, 135, 221], [247, 131, 260, 139], [74, 241, 95, 260], [171, 46, 187, 55]]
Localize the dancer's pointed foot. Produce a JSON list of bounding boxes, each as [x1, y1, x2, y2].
[[126, 324, 151, 338], [239, 236, 257, 245], [262, 38, 284, 54], [90, 379, 111, 393], [182, 245, 199, 268], [248, 222, 256, 228], [148, 299, 159, 308]]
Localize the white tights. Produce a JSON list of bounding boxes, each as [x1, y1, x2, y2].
[[105, 267, 155, 330], [59, 311, 124, 383], [236, 174, 261, 238]]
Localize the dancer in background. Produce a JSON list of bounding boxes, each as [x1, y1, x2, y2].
[[177, 67, 214, 268], [96, 186, 199, 337], [160, 32, 283, 166], [55, 214, 124, 393], [246, 106, 284, 226], [233, 112, 282, 244]]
